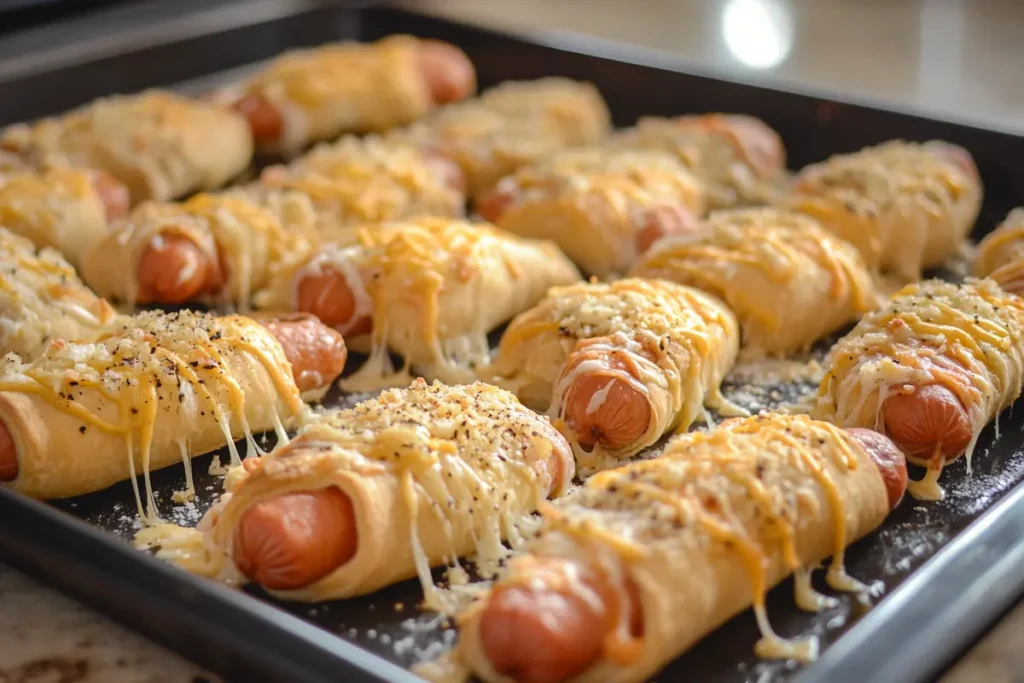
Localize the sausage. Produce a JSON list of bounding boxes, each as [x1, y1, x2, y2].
[[295, 266, 373, 336], [417, 39, 476, 106], [136, 234, 223, 305], [930, 142, 979, 182], [260, 314, 348, 394], [719, 114, 785, 179], [0, 419, 17, 482], [232, 447, 566, 592], [87, 170, 131, 221], [478, 559, 644, 683], [233, 487, 359, 591], [882, 383, 973, 464], [232, 93, 286, 147], [635, 202, 699, 254], [845, 427, 908, 509], [560, 345, 652, 452], [475, 180, 520, 224]]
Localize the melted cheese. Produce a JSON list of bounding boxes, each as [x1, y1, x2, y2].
[[974, 208, 1024, 290], [633, 207, 880, 355], [815, 278, 1024, 498]]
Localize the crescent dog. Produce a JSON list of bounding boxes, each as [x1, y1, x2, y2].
[[631, 207, 881, 355], [138, 379, 575, 606], [453, 414, 906, 683], [476, 148, 704, 277], [477, 278, 742, 475], [813, 278, 1024, 500], [973, 208, 1024, 297], [609, 114, 786, 209], [390, 78, 612, 198], [217, 36, 475, 155], [1, 91, 253, 203], [0, 310, 346, 513], [783, 140, 982, 282], [0, 168, 129, 267], [249, 134, 466, 230], [255, 216, 581, 389], [80, 192, 317, 311], [1, 226, 120, 359]]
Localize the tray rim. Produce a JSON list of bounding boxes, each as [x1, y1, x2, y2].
[[1, 2, 1023, 683]]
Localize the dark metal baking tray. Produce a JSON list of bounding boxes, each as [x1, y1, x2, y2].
[[3, 2, 1024, 682]]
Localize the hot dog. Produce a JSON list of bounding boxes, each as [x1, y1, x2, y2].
[[463, 420, 906, 683], [135, 234, 223, 305], [881, 384, 973, 464], [294, 265, 372, 336], [634, 203, 699, 254], [0, 418, 16, 482], [258, 314, 348, 396], [87, 170, 131, 221]]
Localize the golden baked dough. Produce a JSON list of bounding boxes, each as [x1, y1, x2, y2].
[[81, 193, 316, 311], [0, 310, 306, 510], [456, 414, 891, 682], [220, 36, 459, 154], [814, 278, 1024, 498], [1, 91, 252, 203], [391, 78, 612, 198], [478, 278, 741, 474], [782, 140, 981, 281], [486, 148, 704, 277], [973, 208, 1024, 294], [0, 168, 109, 267], [0, 226, 120, 359], [609, 114, 786, 209], [248, 134, 465, 229], [255, 217, 581, 388], [139, 379, 574, 605], [631, 207, 881, 355]]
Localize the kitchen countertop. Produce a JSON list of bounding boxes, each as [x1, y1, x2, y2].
[[2, 0, 1024, 681]]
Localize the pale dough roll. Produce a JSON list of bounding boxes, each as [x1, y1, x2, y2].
[[0, 168, 109, 267], [814, 278, 1024, 479], [0, 310, 306, 505], [81, 193, 316, 311], [457, 414, 891, 683], [0, 226, 120, 359], [631, 207, 881, 355], [222, 36, 443, 154], [250, 135, 465, 230], [477, 278, 741, 473], [255, 217, 581, 388], [782, 140, 981, 281], [391, 78, 612, 197], [609, 114, 786, 209], [488, 148, 704, 277], [143, 380, 574, 604], [973, 208, 1024, 293]]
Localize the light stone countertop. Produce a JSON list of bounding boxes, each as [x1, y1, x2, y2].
[[2, 0, 1023, 682]]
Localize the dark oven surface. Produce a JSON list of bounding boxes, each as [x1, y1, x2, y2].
[[2, 3, 1024, 683]]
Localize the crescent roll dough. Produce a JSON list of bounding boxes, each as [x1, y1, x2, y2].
[[0, 91, 252, 203], [391, 78, 612, 198], [220, 36, 460, 154], [0, 310, 306, 509], [485, 148, 704, 277], [609, 114, 786, 209], [140, 379, 575, 605], [973, 208, 1024, 294], [813, 279, 1024, 498], [631, 207, 881, 355], [477, 278, 741, 474], [81, 193, 317, 311], [255, 217, 581, 388], [1, 227, 120, 359], [456, 414, 892, 683], [0, 168, 110, 267], [248, 135, 465, 230], [783, 140, 982, 281]]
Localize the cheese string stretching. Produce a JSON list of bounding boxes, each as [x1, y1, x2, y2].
[[974, 208, 1024, 297], [139, 380, 575, 605], [221, 36, 475, 154], [814, 278, 1024, 500], [0, 310, 346, 513], [453, 415, 907, 683], [478, 278, 742, 474]]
